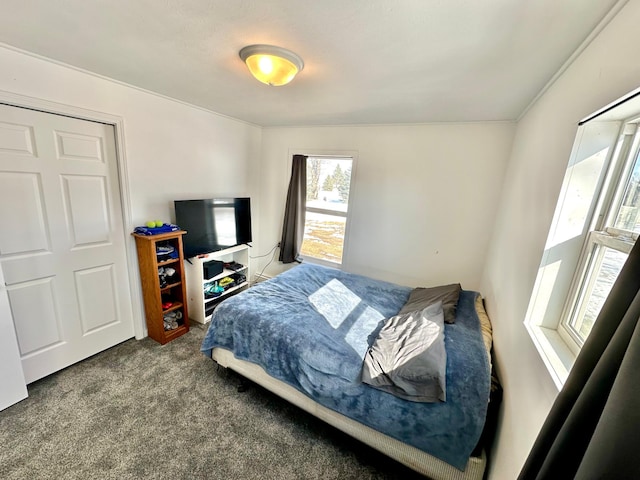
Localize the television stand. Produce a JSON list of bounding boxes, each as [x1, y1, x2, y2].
[[184, 244, 250, 324]]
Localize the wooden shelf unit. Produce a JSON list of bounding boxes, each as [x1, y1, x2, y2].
[[133, 231, 189, 344]]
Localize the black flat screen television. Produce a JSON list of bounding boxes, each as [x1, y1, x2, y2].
[[174, 198, 252, 258]]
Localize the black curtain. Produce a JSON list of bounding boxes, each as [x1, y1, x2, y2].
[[518, 238, 640, 479], [279, 154, 307, 263]]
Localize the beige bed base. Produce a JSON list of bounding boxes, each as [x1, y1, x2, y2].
[[212, 347, 486, 480]]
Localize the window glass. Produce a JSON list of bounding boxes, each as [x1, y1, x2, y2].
[[613, 152, 640, 233], [300, 211, 347, 263], [568, 246, 627, 341], [301, 157, 353, 265]]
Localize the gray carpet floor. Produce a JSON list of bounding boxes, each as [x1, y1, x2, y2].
[[0, 323, 426, 480]]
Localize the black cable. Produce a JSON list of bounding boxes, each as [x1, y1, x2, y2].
[[249, 243, 279, 259], [255, 246, 279, 283]]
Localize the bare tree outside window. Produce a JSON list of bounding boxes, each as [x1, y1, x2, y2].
[[306, 158, 323, 201]]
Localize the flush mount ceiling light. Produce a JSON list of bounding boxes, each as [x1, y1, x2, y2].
[[239, 44, 304, 86]]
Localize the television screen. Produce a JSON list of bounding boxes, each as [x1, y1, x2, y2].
[[174, 198, 252, 258]]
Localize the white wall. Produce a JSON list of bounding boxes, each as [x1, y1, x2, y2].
[[0, 45, 262, 341], [0, 46, 262, 223], [481, 1, 640, 478], [258, 123, 515, 290]]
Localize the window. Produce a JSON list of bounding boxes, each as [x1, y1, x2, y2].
[[300, 156, 354, 266], [560, 133, 640, 351], [526, 99, 640, 388]]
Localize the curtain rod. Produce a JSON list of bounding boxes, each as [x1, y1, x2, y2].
[[579, 88, 640, 125]]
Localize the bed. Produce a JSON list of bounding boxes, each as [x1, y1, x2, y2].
[[201, 263, 495, 479]]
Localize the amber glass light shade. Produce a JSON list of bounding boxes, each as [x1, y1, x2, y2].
[[239, 45, 304, 86]]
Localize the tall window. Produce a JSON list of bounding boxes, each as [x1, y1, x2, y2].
[[561, 125, 640, 350], [526, 101, 640, 387], [300, 156, 354, 265]]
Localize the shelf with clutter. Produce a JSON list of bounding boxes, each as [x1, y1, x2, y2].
[[185, 244, 250, 324], [132, 225, 189, 344]]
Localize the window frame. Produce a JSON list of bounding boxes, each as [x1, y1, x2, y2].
[[293, 151, 358, 269], [557, 122, 640, 354], [558, 232, 636, 354], [525, 108, 640, 389]]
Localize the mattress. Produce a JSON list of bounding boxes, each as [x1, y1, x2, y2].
[[201, 263, 492, 475]]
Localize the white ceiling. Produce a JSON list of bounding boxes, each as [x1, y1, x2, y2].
[[0, 0, 623, 126]]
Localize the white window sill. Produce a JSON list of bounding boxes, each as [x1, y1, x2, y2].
[[298, 255, 342, 269], [525, 323, 576, 391]]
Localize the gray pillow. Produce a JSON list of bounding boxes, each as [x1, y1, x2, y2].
[[361, 301, 446, 402], [399, 283, 461, 323]]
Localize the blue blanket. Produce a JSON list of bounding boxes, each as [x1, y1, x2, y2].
[[201, 263, 491, 470]]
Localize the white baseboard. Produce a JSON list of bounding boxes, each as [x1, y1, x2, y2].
[[252, 273, 272, 284]]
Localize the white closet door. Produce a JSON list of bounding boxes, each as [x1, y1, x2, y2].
[[0, 104, 134, 384], [0, 265, 27, 410]]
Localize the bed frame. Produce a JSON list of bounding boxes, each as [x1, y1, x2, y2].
[[212, 347, 487, 480]]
